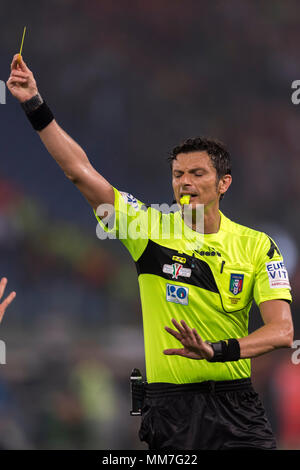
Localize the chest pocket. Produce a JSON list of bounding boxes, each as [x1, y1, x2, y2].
[[217, 263, 255, 313]]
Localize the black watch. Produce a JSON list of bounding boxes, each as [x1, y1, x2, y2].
[[206, 341, 225, 363], [21, 93, 43, 113]]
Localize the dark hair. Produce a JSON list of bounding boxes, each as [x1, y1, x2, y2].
[[168, 137, 231, 179], [168, 137, 231, 200]]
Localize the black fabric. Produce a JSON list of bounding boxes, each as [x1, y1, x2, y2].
[[135, 239, 219, 293], [226, 338, 241, 361], [267, 237, 281, 259], [24, 101, 54, 131], [145, 378, 251, 396], [139, 379, 277, 450], [207, 341, 226, 362], [208, 339, 241, 362]]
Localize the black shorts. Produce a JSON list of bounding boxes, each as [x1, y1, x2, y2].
[[139, 378, 276, 450]]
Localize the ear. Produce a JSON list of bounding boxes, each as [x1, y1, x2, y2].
[[218, 174, 232, 197]]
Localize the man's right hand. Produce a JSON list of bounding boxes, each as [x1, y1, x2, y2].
[[6, 54, 38, 103]]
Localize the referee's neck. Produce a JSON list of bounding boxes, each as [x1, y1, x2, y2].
[[203, 210, 221, 234], [183, 205, 221, 234]]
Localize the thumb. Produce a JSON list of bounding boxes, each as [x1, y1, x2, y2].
[[163, 348, 184, 356]]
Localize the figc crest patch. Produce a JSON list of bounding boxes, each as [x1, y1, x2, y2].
[[229, 274, 244, 296]]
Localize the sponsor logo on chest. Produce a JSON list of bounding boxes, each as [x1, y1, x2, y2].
[[166, 284, 189, 305], [163, 263, 191, 279]]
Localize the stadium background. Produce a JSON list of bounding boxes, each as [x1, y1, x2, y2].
[[0, 0, 299, 449]]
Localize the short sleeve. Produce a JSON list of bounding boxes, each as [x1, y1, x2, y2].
[[93, 187, 154, 261], [253, 233, 292, 306]]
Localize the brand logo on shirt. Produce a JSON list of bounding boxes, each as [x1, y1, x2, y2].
[[195, 247, 221, 257], [172, 255, 186, 264], [265, 261, 291, 289], [229, 274, 244, 295], [163, 263, 191, 279], [166, 284, 189, 305], [267, 237, 281, 259]]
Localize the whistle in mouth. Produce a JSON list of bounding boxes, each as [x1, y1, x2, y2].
[[180, 195, 191, 205]]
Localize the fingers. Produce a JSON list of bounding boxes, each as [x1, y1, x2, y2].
[[164, 319, 207, 360], [0, 278, 7, 300], [11, 54, 31, 73], [10, 70, 29, 79], [0, 278, 16, 322], [7, 76, 27, 87], [0, 291, 16, 323], [180, 320, 195, 341], [11, 54, 21, 71], [164, 326, 182, 342], [192, 328, 203, 346], [9, 61, 30, 86], [168, 319, 202, 343], [163, 348, 202, 360], [171, 318, 186, 335], [3, 291, 16, 308], [180, 320, 204, 345], [165, 318, 204, 348]]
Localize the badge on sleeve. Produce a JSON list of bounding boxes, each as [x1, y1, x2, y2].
[[120, 192, 139, 211], [229, 274, 244, 296], [265, 261, 291, 289]]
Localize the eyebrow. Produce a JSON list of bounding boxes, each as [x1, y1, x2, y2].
[[172, 167, 207, 173]]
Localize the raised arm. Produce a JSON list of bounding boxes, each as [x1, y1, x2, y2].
[[6, 54, 114, 210]]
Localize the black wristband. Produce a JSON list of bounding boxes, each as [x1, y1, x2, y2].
[[206, 338, 240, 362], [21, 94, 54, 131]]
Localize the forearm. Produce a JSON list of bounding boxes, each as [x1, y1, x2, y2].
[[238, 321, 294, 359], [7, 55, 114, 208]]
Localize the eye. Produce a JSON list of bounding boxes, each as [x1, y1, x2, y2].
[[195, 173, 203, 177]]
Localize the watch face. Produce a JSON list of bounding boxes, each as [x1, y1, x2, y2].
[[210, 341, 224, 362]]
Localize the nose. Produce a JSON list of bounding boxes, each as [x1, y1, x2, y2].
[[180, 173, 193, 187]]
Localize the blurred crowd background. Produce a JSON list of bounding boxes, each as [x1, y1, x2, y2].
[[0, 0, 299, 450]]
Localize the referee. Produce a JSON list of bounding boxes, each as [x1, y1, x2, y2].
[[7, 55, 294, 450]]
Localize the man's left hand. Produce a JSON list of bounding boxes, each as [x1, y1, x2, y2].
[[164, 318, 214, 360]]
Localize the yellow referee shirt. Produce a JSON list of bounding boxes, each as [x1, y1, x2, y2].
[[95, 187, 292, 384]]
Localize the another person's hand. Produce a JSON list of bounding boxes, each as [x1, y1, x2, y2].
[[6, 54, 38, 103], [164, 318, 214, 360], [0, 278, 16, 324]]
